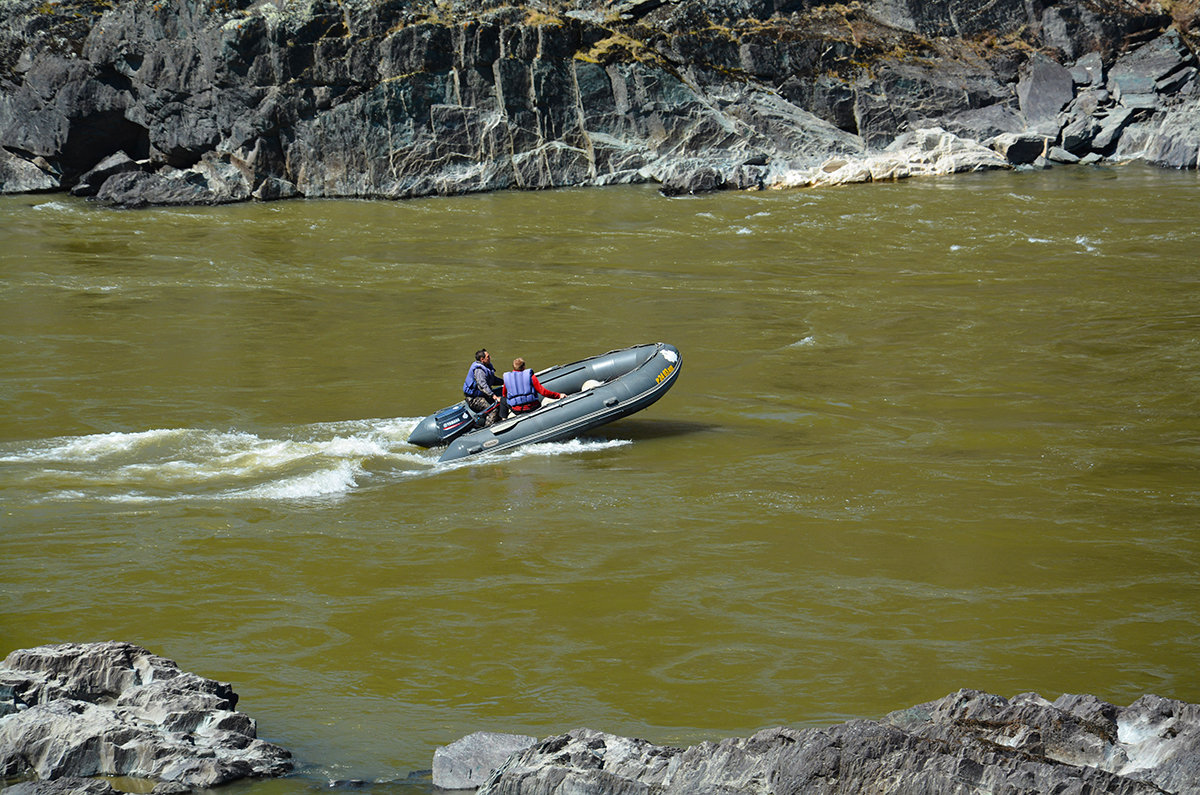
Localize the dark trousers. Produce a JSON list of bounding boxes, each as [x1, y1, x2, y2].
[[466, 395, 504, 425]]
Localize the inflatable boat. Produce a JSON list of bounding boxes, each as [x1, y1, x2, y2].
[[407, 343, 682, 462]]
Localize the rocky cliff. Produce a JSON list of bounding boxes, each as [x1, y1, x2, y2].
[[1, 0, 1197, 206]]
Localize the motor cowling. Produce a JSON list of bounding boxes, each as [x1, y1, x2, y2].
[[408, 402, 477, 447]]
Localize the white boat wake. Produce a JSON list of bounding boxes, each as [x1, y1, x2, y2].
[[0, 418, 630, 503]]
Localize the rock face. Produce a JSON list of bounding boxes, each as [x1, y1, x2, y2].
[[438, 690, 1200, 794], [0, 642, 293, 788], [433, 731, 538, 790], [0, 0, 1197, 205], [1, 777, 122, 795]]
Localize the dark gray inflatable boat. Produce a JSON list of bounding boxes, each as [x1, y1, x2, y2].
[[407, 343, 682, 462]]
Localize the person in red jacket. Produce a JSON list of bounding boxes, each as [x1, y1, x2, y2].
[[502, 357, 564, 413]]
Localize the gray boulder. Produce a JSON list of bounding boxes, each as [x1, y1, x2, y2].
[[1093, 107, 1137, 152], [457, 689, 1200, 795], [1140, 96, 1200, 168], [0, 149, 59, 193], [69, 151, 141, 197], [933, 104, 1026, 143], [252, 176, 300, 202], [991, 131, 1051, 164], [1109, 30, 1197, 105], [94, 170, 211, 208], [433, 731, 537, 790], [92, 154, 252, 207], [1, 777, 119, 795], [1071, 51, 1106, 88], [1061, 112, 1102, 153], [0, 642, 292, 788], [1048, 145, 1081, 163], [1017, 53, 1075, 133], [805, 128, 1007, 186]]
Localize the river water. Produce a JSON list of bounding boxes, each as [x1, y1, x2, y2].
[[2, 165, 1199, 793]]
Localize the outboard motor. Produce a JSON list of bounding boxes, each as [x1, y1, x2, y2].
[[407, 401, 492, 447]]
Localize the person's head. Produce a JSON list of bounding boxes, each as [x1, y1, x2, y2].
[[475, 349, 490, 364], [512, 357, 526, 371]]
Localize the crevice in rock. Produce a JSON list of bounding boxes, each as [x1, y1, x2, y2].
[[61, 111, 149, 183]]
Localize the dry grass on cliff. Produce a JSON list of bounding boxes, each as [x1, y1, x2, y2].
[[1111, 0, 1200, 53], [1128, 0, 1200, 33], [1162, 0, 1200, 32], [577, 30, 662, 66]]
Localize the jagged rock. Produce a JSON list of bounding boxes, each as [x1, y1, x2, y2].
[[1093, 107, 1137, 152], [69, 151, 141, 197], [854, 58, 1016, 148], [801, 128, 1007, 187], [1140, 96, 1200, 168], [1048, 145, 1081, 163], [94, 170, 210, 208], [933, 104, 1026, 142], [1071, 51, 1106, 87], [0, 642, 293, 788], [1017, 53, 1075, 133], [456, 689, 1200, 795], [1, 684, 18, 718], [1118, 92, 1161, 111], [1111, 117, 1158, 161], [1061, 113, 1102, 154], [252, 176, 300, 201], [92, 154, 251, 207], [433, 731, 538, 790], [1071, 87, 1112, 118], [0, 148, 59, 193], [658, 163, 729, 195], [1109, 31, 1197, 104], [2, 777, 119, 795], [991, 131, 1051, 164], [1157, 65, 1197, 95]]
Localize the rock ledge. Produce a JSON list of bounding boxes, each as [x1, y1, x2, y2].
[[0, 642, 292, 789], [437, 689, 1200, 794]]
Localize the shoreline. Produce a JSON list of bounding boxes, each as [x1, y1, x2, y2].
[[1, 1, 1197, 208], [4, 643, 1200, 794]]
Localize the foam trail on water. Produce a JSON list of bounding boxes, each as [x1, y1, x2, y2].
[[0, 419, 434, 503], [1, 428, 192, 464], [507, 437, 632, 459], [222, 460, 363, 501], [0, 420, 633, 501]]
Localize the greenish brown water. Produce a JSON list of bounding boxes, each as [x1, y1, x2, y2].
[[2, 165, 1199, 793]]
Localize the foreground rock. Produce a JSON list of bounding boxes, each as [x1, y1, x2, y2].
[[1, 777, 123, 795], [0, 642, 292, 788], [433, 731, 538, 791], [438, 689, 1200, 794], [0, 0, 1197, 205]]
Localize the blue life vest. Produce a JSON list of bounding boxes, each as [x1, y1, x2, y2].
[[463, 361, 497, 397], [504, 369, 538, 408]]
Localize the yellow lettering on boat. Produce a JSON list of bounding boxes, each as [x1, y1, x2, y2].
[[656, 364, 675, 384]]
